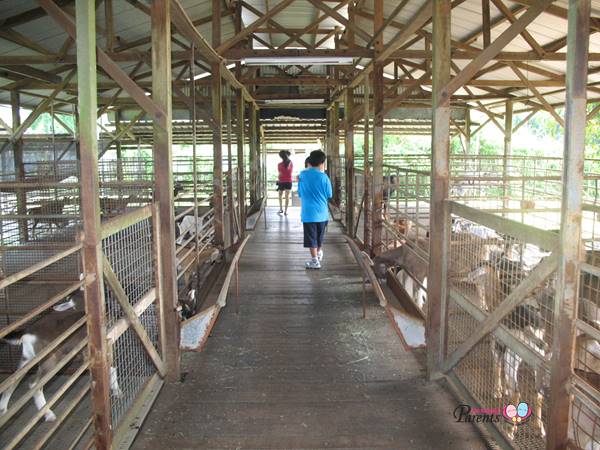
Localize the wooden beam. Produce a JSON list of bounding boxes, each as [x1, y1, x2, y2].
[[490, 0, 545, 57], [441, 253, 558, 374], [345, 88, 355, 237], [502, 100, 512, 214], [12, 69, 76, 141], [441, 0, 554, 98], [0, 65, 61, 84], [371, 0, 384, 257], [482, 0, 491, 47], [169, 0, 256, 106], [305, 0, 371, 43], [236, 91, 246, 233], [223, 47, 372, 59], [37, 0, 168, 129], [427, 0, 451, 378], [75, 0, 113, 447], [348, 0, 433, 91], [509, 62, 565, 127], [151, 0, 180, 381], [363, 76, 371, 253], [212, 63, 225, 247], [102, 256, 166, 377], [548, 0, 590, 447], [216, 0, 296, 54]]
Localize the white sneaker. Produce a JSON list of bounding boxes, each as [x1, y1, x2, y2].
[[317, 250, 323, 261], [305, 259, 321, 269]]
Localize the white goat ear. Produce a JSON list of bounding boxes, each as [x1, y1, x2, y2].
[[53, 298, 76, 312]]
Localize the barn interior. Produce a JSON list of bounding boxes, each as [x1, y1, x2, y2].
[[0, 0, 599, 449]]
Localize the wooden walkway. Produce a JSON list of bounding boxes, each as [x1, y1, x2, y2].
[[133, 207, 487, 449]]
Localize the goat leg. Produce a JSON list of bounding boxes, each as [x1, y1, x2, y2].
[[0, 358, 28, 416]]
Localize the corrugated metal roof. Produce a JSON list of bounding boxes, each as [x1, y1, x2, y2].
[[0, 0, 599, 112]]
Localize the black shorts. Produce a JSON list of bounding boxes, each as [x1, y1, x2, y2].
[[303, 221, 328, 248], [276, 182, 292, 191]]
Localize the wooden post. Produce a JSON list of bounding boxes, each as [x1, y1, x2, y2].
[[502, 100, 512, 215], [212, 0, 220, 47], [363, 77, 371, 253], [75, 0, 113, 446], [236, 91, 246, 232], [427, 0, 451, 378], [332, 102, 341, 206], [11, 91, 28, 243], [212, 63, 225, 247], [345, 88, 355, 236], [256, 112, 263, 201], [151, 0, 180, 381], [547, 0, 590, 448], [371, 0, 384, 256], [249, 105, 257, 206], [226, 92, 235, 246]]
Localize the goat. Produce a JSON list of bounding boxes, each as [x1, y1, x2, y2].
[[0, 292, 122, 422], [28, 198, 69, 237], [100, 195, 138, 216], [173, 182, 185, 199], [372, 239, 429, 311]]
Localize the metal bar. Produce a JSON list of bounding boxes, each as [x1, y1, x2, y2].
[[152, 0, 180, 381], [427, 0, 451, 378], [548, 1, 591, 447]]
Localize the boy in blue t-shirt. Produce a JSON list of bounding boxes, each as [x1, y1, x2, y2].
[[298, 150, 332, 269]]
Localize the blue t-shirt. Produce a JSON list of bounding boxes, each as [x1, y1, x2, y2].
[[298, 168, 332, 223]]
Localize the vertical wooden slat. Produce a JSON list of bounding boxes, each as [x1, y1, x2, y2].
[[547, 1, 590, 448], [212, 0, 221, 47], [345, 88, 355, 236], [151, 0, 180, 381], [226, 92, 236, 246], [212, 62, 225, 247], [75, 0, 112, 447], [371, 0, 384, 256], [332, 102, 341, 206], [236, 91, 246, 232], [502, 100, 512, 215], [363, 77, 371, 253], [427, 0, 451, 378], [482, 0, 491, 48], [11, 91, 28, 242], [249, 105, 258, 206]]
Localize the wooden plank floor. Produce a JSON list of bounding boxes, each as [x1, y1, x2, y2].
[[133, 207, 487, 449]]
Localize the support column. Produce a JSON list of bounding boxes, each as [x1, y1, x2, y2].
[[371, 0, 384, 256], [249, 105, 257, 206], [502, 100, 513, 215], [548, 1, 590, 448], [427, 0, 451, 377], [76, 0, 112, 446], [236, 92, 246, 231], [363, 78, 371, 252], [151, 0, 180, 381], [226, 93, 235, 246], [212, 64, 225, 247], [345, 88, 355, 236], [331, 102, 341, 206], [11, 91, 27, 242]]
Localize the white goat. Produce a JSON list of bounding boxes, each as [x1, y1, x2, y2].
[[0, 293, 122, 422]]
